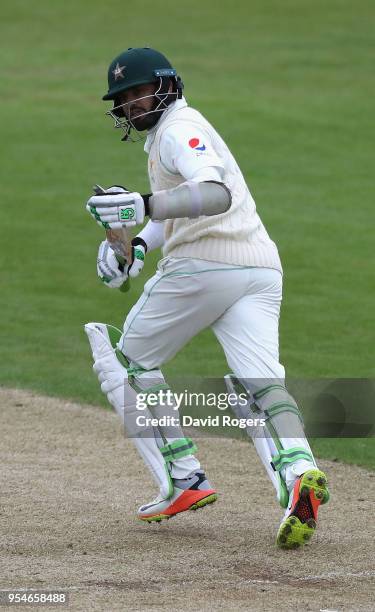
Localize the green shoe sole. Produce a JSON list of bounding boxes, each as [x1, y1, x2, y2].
[[300, 469, 330, 504], [189, 493, 218, 511], [141, 514, 170, 523], [277, 469, 329, 550], [277, 515, 316, 549]]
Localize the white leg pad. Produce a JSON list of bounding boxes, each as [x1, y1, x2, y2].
[[85, 322, 173, 498], [225, 375, 316, 507]]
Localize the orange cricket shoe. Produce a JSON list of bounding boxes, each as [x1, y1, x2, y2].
[[138, 470, 218, 523]]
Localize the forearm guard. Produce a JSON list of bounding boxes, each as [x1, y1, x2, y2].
[[144, 181, 231, 221]]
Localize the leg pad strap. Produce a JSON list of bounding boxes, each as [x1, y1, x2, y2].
[[160, 438, 197, 462], [253, 384, 304, 427], [271, 447, 314, 472]]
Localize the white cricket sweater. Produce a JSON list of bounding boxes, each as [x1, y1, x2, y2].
[[145, 101, 282, 272]]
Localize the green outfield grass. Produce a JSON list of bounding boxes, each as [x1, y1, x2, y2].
[[1, 0, 374, 468]]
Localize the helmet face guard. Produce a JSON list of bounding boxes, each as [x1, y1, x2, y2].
[[106, 75, 182, 142]]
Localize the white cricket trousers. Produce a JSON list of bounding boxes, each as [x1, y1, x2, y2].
[[120, 257, 316, 490], [120, 256, 285, 379]]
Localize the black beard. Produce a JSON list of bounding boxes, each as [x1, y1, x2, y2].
[[130, 110, 162, 132]]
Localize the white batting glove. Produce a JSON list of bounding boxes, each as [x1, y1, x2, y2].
[[128, 237, 147, 278], [97, 240, 129, 289], [87, 186, 145, 230]]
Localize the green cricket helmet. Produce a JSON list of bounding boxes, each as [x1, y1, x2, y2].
[[103, 47, 184, 141]]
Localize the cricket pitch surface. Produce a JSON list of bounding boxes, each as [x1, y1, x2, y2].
[[1, 387, 374, 611]]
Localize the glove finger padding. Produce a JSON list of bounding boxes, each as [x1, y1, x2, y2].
[[128, 237, 147, 279], [128, 248, 145, 278], [98, 185, 129, 195], [97, 240, 128, 289]]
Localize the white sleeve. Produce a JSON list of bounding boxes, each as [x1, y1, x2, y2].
[[137, 220, 165, 252], [189, 166, 224, 183], [159, 123, 225, 182]]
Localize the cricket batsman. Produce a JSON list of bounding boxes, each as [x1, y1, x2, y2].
[[85, 47, 329, 549]]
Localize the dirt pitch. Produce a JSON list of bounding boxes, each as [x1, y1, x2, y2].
[[1, 387, 374, 611]]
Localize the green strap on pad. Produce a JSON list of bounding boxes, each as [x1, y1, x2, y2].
[[266, 402, 303, 423], [160, 438, 197, 462], [253, 384, 287, 400], [272, 447, 314, 508], [253, 384, 304, 426], [271, 446, 314, 472]]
